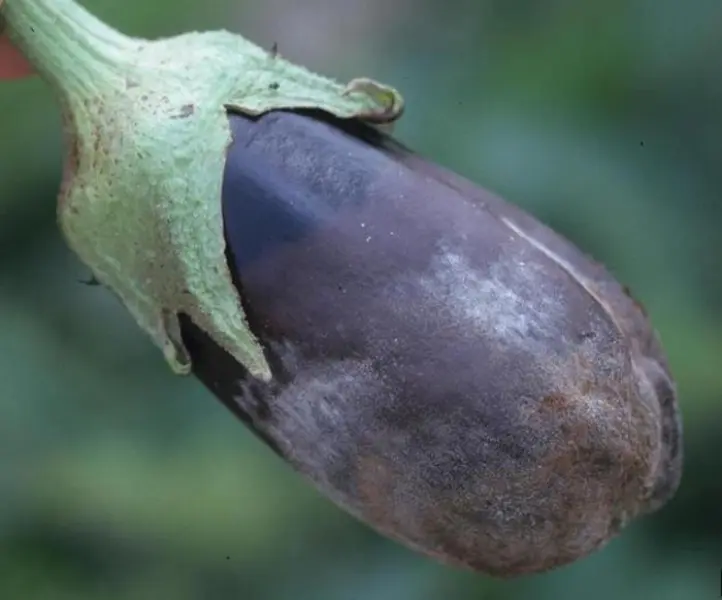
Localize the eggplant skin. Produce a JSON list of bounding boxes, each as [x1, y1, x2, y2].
[[180, 110, 682, 577]]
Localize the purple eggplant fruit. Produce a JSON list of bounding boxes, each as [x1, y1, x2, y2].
[[1, 0, 682, 576], [180, 109, 682, 577]]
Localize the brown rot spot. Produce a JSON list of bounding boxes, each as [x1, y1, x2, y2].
[[540, 393, 570, 413], [417, 511, 472, 570], [355, 453, 399, 532]]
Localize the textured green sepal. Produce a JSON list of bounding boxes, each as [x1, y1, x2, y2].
[[2, 0, 404, 380]]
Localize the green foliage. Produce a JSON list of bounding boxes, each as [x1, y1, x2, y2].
[[1, 0, 719, 598]]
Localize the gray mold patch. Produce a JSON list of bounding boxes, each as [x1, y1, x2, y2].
[[415, 244, 568, 351]]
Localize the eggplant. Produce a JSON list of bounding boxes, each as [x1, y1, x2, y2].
[[179, 110, 682, 577], [3, 0, 682, 577]]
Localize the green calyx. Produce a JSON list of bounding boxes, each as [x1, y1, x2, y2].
[[1, 0, 404, 380]]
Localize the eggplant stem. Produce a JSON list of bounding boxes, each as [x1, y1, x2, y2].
[[1, 0, 132, 103]]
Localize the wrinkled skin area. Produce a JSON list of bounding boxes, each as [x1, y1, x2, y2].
[[180, 110, 682, 577]]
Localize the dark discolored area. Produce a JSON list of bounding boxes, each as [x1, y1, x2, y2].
[[181, 109, 682, 577]]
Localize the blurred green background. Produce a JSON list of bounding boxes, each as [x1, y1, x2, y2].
[[1, 0, 720, 598]]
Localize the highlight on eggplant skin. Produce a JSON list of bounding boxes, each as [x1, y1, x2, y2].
[[179, 110, 682, 577]]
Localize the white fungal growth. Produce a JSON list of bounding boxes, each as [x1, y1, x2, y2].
[[416, 247, 566, 348]]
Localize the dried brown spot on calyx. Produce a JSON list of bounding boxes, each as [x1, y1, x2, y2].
[[170, 103, 195, 119], [58, 111, 81, 211]]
